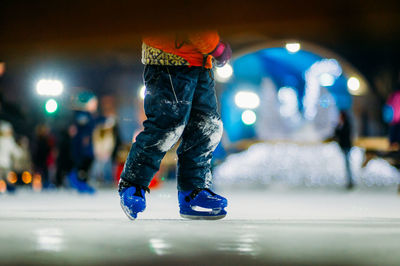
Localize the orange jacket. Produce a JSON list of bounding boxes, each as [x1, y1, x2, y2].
[[142, 31, 220, 68]]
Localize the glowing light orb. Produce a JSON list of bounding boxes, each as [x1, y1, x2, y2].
[[215, 63, 233, 82], [285, 42, 301, 53], [234, 91, 260, 109], [347, 77, 360, 93], [0, 180, 6, 193], [45, 99, 58, 113], [241, 110, 257, 125], [22, 172, 32, 184], [36, 79, 64, 96], [7, 171, 18, 184]]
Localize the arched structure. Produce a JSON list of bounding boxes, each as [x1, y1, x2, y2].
[[218, 39, 371, 143]]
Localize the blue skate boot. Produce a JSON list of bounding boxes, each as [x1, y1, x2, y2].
[[67, 170, 96, 194], [119, 179, 149, 220], [178, 188, 228, 220]]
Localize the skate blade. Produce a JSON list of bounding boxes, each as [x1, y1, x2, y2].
[[120, 201, 137, 220], [180, 213, 226, 220]]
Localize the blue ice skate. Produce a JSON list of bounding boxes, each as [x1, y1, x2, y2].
[[119, 181, 149, 220], [178, 188, 228, 220], [67, 170, 96, 194]]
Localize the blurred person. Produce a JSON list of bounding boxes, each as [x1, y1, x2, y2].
[[0, 121, 22, 193], [91, 118, 117, 186], [383, 77, 400, 193], [98, 95, 122, 182], [0, 63, 29, 137], [55, 125, 75, 188], [114, 143, 130, 185], [384, 88, 400, 150], [69, 91, 100, 193], [32, 124, 53, 188], [13, 136, 32, 181], [119, 31, 231, 220], [334, 111, 354, 189]]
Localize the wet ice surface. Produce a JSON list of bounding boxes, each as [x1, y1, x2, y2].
[[1, 184, 400, 265]]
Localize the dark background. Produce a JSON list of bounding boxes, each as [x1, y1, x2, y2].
[[1, 0, 400, 135]]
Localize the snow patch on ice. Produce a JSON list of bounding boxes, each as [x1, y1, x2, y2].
[[362, 158, 400, 186], [214, 142, 400, 187]]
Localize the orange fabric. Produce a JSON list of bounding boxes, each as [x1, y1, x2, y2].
[[142, 31, 220, 68]]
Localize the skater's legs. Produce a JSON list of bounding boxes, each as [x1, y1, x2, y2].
[[342, 148, 354, 188], [77, 156, 93, 182], [176, 69, 223, 191], [121, 65, 200, 187], [103, 159, 113, 185]]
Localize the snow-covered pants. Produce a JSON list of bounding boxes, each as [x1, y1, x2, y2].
[[121, 65, 223, 191]]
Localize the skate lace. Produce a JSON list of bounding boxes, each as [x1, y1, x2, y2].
[[133, 185, 150, 197], [189, 188, 216, 199], [119, 179, 150, 197]]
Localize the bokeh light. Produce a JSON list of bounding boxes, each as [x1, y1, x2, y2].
[[22, 171, 33, 184], [241, 110, 257, 125], [7, 171, 18, 184], [36, 79, 64, 96], [32, 174, 42, 191], [0, 180, 6, 193], [285, 42, 301, 53], [45, 99, 58, 113], [347, 77, 360, 93], [22, 172, 32, 184], [234, 91, 260, 109], [215, 63, 233, 82]]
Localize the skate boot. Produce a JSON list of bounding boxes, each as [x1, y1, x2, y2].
[[119, 179, 150, 220], [67, 170, 95, 194], [178, 188, 228, 220]]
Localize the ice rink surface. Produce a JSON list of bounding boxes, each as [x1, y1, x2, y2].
[[1, 184, 400, 265]]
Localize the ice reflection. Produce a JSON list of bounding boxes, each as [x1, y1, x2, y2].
[[237, 233, 257, 255], [217, 232, 258, 256], [35, 228, 63, 252], [149, 238, 170, 255]]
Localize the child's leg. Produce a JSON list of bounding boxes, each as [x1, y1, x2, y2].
[[120, 65, 199, 188], [176, 69, 223, 191]]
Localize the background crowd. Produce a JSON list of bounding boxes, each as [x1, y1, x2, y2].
[[0, 89, 124, 193]]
